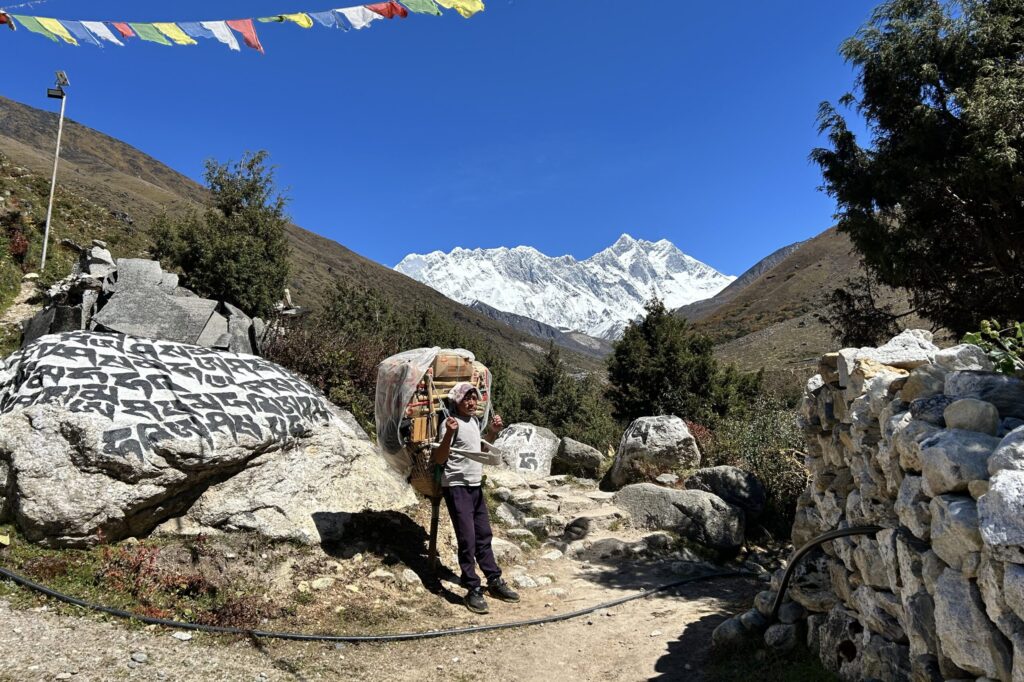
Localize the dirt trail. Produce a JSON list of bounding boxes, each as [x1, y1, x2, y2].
[[0, 574, 756, 682]]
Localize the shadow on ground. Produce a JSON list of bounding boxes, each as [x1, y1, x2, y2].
[[313, 509, 462, 604], [651, 610, 737, 681]]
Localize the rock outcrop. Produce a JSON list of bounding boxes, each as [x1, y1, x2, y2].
[[0, 331, 413, 547], [604, 415, 701, 489], [22, 243, 267, 356]]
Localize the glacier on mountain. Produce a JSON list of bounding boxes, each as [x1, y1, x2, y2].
[[394, 234, 735, 340]]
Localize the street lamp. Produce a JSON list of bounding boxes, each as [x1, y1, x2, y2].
[[41, 70, 69, 272]]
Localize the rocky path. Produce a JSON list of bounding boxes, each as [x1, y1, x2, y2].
[[0, 575, 757, 682], [0, 277, 40, 331]]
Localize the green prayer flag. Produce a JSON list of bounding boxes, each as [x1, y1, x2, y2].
[[400, 0, 442, 16], [12, 15, 58, 41], [129, 22, 172, 45], [257, 16, 286, 23]]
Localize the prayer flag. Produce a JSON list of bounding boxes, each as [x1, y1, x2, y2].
[[259, 13, 314, 28], [0, 13, 16, 31], [399, 0, 442, 16], [129, 23, 172, 45], [154, 23, 197, 46], [336, 7, 382, 30], [62, 20, 101, 47], [37, 17, 77, 45], [226, 19, 264, 53], [110, 22, 135, 39], [82, 21, 124, 45], [366, 2, 409, 19], [12, 15, 57, 42], [178, 22, 215, 40], [435, 0, 484, 18], [309, 11, 340, 28], [201, 21, 241, 51]]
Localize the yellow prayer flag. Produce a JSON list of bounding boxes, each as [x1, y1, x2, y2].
[[37, 17, 78, 45], [153, 23, 198, 45], [435, 0, 485, 18], [281, 13, 314, 29]]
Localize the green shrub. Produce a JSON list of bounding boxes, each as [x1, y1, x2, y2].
[[704, 396, 807, 538], [963, 320, 1024, 377]]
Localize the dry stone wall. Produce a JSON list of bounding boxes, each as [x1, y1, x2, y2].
[[736, 330, 1024, 681]]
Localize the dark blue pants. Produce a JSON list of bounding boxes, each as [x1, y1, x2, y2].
[[443, 485, 501, 590]]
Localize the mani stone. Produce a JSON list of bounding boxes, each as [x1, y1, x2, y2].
[[943, 398, 1000, 436], [492, 423, 560, 479]]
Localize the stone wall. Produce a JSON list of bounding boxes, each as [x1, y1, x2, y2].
[[736, 330, 1024, 681]]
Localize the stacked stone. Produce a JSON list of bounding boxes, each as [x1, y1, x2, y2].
[[721, 330, 1024, 681]]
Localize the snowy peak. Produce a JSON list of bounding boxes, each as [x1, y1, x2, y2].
[[394, 235, 734, 340]]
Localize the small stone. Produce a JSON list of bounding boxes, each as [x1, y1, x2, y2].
[[764, 623, 799, 651], [711, 617, 747, 648], [541, 550, 563, 561], [739, 608, 768, 633], [56, 674, 72, 680], [311, 577, 335, 591], [131, 652, 148, 664], [369, 568, 395, 582], [512, 574, 538, 589], [650, 630, 663, 637], [777, 601, 806, 624], [171, 631, 192, 641], [655, 473, 679, 486], [401, 569, 421, 585]]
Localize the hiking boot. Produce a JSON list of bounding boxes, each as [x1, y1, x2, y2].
[[488, 578, 520, 603], [465, 587, 489, 614]]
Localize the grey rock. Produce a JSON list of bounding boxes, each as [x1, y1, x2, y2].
[[711, 617, 747, 648], [896, 475, 931, 541], [492, 423, 560, 479], [987, 425, 1024, 475], [910, 394, 953, 427], [683, 465, 767, 521], [978, 470, 1024, 562], [814, 605, 864, 679], [932, 569, 1012, 680], [613, 483, 744, 553], [777, 601, 806, 624], [1003, 563, 1024, 624], [0, 331, 413, 547], [605, 416, 700, 489], [851, 585, 906, 642], [861, 634, 911, 682], [654, 473, 678, 486], [943, 398, 1000, 436], [945, 370, 1024, 419], [552, 437, 604, 479], [900, 364, 948, 403], [852, 537, 891, 590], [1001, 417, 1024, 436], [93, 290, 219, 345], [934, 344, 994, 372], [495, 502, 525, 527], [929, 495, 982, 572], [739, 608, 768, 632], [836, 330, 938, 388], [919, 429, 998, 495], [893, 419, 942, 471], [112, 258, 163, 291], [763, 623, 799, 651], [754, 590, 776, 618]]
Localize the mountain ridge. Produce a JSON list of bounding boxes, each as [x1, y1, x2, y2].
[[396, 233, 735, 339]]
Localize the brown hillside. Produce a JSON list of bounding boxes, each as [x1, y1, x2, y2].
[[0, 96, 597, 375], [696, 227, 927, 372]]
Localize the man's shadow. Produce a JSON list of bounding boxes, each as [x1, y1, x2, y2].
[[312, 510, 463, 606]]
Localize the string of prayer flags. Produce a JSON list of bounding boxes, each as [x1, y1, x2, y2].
[[2, 0, 480, 53]]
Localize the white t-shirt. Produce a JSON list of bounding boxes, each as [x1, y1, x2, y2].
[[439, 414, 483, 487]]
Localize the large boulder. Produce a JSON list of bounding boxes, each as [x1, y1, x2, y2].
[[491, 423, 559, 479], [604, 416, 701, 490], [683, 465, 766, 521], [552, 437, 604, 479], [0, 331, 414, 547], [612, 483, 744, 553]]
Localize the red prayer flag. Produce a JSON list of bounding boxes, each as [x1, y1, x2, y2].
[[110, 22, 135, 38], [366, 1, 409, 19], [226, 19, 264, 54]]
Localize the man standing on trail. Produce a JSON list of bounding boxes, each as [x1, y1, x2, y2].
[[433, 381, 520, 614]]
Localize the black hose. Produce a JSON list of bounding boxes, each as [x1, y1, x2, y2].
[[0, 564, 755, 642], [769, 525, 882, 622]]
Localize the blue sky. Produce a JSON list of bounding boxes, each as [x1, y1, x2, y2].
[[2, 0, 876, 276]]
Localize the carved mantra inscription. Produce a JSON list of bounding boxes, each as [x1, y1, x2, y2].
[[0, 331, 334, 460]]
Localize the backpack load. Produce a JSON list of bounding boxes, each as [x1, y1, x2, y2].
[[375, 347, 492, 498]]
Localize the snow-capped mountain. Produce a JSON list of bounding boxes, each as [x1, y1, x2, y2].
[[394, 234, 735, 340]]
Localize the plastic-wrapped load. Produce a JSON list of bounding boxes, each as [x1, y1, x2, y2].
[[374, 347, 492, 496]]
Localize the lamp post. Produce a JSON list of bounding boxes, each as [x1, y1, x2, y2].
[[41, 70, 69, 272]]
